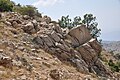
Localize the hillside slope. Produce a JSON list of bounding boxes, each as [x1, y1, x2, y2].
[[0, 12, 119, 80]]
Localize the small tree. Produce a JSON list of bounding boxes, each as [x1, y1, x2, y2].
[[73, 16, 81, 27], [58, 15, 73, 29], [0, 0, 14, 12], [82, 14, 101, 38]]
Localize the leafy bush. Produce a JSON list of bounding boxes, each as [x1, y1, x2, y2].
[[0, 0, 14, 12], [73, 16, 81, 26], [58, 14, 101, 38], [108, 59, 114, 66], [108, 59, 120, 72], [13, 5, 41, 17]]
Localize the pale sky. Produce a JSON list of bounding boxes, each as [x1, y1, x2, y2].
[[11, 0, 120, 41]]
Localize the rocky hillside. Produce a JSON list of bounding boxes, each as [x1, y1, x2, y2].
[[0, 12, 119, 80]]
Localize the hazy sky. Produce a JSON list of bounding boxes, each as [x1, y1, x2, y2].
[[11, 0, 120, 41]]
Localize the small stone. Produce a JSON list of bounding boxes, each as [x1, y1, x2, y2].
[[20, 75, 27, 80], [23, 15, 30, 20], [42, 62, 51, 68], [0, 49, 3, 53], [4, 21, 12, 26]]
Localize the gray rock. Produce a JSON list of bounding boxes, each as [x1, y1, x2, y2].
[[42, 35, 54, 47], [60, 40, 70, 52], [65, 34, 79, 47], [33, 36, 44, 46], [53, 24, 62, 34], [32, 20, 40, 31], [93, 59, 112, 77], [32, 20, 38, 27], [71, 58, 89, 74], [55, 42, 65, 51], [49, 31, 61, 42]]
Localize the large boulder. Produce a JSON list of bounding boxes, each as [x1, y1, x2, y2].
[[65, 25, 92, 47], [89, 39, 102, 54], [76, 39, 101, 65], [75, 39, 112, 77], [77, 43, 98, 65]]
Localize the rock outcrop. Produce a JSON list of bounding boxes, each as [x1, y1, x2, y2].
[[32, 20, 112, 77], [0, 12, 116, 79]]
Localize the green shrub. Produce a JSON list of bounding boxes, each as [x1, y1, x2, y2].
[[108, 59, 120, 72], [82, 14, 101, 38], [108, 59, 114, 66], [0, 0, 14, 12]]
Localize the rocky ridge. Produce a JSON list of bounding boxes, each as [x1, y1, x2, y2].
[[102, 41, 120, 54], [0, 12, 117, 79]]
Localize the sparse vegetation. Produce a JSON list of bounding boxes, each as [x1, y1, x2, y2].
[[108, 59, 120, 72], [13, 5, 41, 17]]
